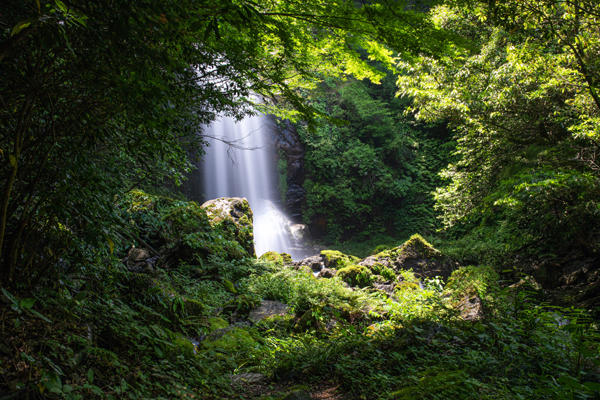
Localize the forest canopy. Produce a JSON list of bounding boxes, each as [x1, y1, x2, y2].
[[0, 0, 449, 283]]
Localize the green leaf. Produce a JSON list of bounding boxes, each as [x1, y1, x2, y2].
[[29, 308, 52, 323], [222, 279, 237, 294], [10, 21, 32, 37], [1, 288, 18, 306], [584, 382, 600, 393], [54, 0, 68, 13], [87, 368, 94, 383], [41, 371, 63, 394], [19, 298, 35, 310]]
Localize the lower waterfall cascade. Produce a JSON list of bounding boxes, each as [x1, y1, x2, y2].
[[201, 114, 309, 259]]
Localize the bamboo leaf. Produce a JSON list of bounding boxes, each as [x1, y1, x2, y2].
[[10, 21, 32, 37]]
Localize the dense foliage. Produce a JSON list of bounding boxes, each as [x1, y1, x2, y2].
[[397, 0, 600, 265], [295, 75, 453, 245], [1, 193, 597, 399]]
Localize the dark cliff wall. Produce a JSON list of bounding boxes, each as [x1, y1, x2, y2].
[[274, 119, 306, 222]]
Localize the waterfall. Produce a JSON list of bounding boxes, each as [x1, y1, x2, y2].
[[201, 114, 307, 259]]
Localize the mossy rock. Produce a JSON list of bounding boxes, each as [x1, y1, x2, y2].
[[172, 334, 196, 357], [207, 316, 229, 332], [337, 264, 375, 287], [444, 265, 499, 300], [320, 250, 360, 269], [121, 191, 254, 266], [203, 327, 258, 353], [395, 281, 420, 292], [259, 251, 293, 266], [369, 263, 396, 282], [201, 197, 255, 257], [184, 298, 205, 316], [360, 234, 456, 279], [255, 314, 295, 335]]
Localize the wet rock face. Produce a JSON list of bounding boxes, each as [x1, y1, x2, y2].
[[274, 119, 305, 221], [201, 197, 255, 257]]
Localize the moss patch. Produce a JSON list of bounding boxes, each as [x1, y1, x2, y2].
[[260, 251, 293, 266], [337, 265, 375, 287], [320, 250, 360, 269]]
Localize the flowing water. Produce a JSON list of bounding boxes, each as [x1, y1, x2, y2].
[[201, 114, 308, 259]]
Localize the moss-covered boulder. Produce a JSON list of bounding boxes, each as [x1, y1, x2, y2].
[[203, 327, 258, 353], [201, 197, 255, 257], [320, 250, 360, 269], [121, 191, 255, 266], [443, 265, 499, 321], [359, 234, 456, 279], [259, 251, 293, 266], [337, 264, 375, 287]]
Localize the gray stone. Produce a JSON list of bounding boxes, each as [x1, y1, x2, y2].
[[318, 268, 336, 278], [249, 300, 289, 322], [457, 294, 483, 321], [373, 282, 396, 296], [359, 255, 391, 269], [231, 372, 266, 386], [295, 255, 324, 272], [124, 247, 155, 272]]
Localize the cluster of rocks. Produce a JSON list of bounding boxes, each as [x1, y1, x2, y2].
[[260, 235, 489, 321], [289, 235, 458, 282]]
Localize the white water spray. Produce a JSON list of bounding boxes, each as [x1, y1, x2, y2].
[[201, 114, 307, 258]]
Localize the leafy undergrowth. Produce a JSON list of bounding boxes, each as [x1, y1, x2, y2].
[[1, 192, 599, 399]]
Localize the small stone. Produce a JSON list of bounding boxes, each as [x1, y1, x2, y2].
[[124, 247, 154, 272], [457, 294, 483, 321]]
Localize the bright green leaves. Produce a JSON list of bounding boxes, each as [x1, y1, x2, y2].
[[397, 1, 600, 260], [10, 20, 33, 37]]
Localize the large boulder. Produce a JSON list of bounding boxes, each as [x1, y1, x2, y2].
[[359, 234, 456, 279], [121, 191, 256, 269], [201, 197, 255, 257], [320, 250, 360, 269]]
